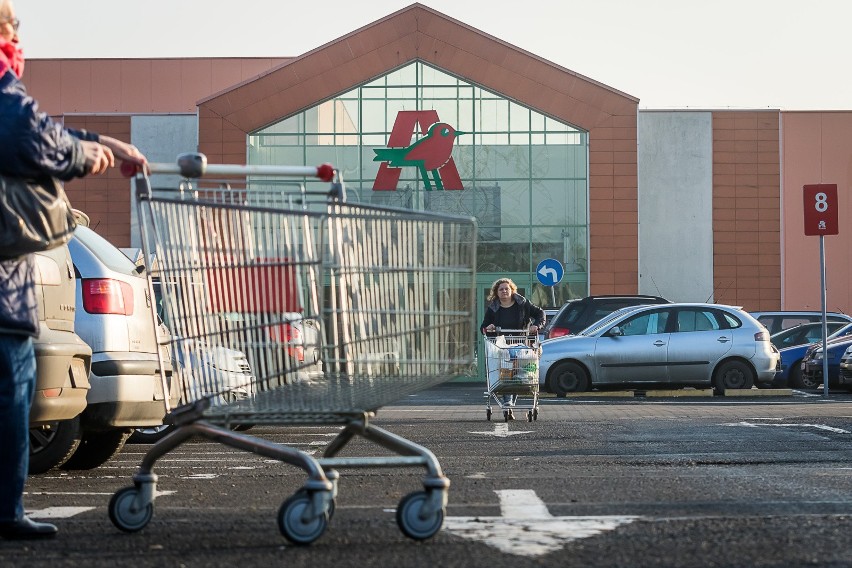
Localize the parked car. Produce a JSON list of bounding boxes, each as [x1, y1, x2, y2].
[[835, 345, 852, 391], [772, 322, 852, 387], [540, 303, 780, 396], [749, 311, 852, 335], [545, 295, 670, 339], [61, 224, 179, 469], [28, 245, 94, 474], [771, 321, 847, 350], [800, 334, 852, 390], [130, 341, 255, 443]]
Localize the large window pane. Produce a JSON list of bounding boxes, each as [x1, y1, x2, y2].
[[249, 60, 590, 295]]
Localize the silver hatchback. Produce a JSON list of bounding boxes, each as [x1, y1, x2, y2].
[[540, 303, 780, 396], [65, 225, 178, 466]]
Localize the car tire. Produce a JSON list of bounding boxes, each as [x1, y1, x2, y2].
[[60, 428, 132, 470], [789, 363, 822, 389], [29, 416, 82, 474], [129, 424, 175, 444], [712, 360, 755, 394], [549, 361, 590, 396]]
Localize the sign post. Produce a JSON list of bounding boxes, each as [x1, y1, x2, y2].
[[536, 258, 564, 307], [803, 184, 839, 397]]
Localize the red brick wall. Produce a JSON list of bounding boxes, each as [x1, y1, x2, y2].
[[712, 111, 781, 310], [62, 115, 133, 246], [589, 115, 639, 294]]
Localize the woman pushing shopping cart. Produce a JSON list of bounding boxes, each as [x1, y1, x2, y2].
[[480, 278, 545, 421]]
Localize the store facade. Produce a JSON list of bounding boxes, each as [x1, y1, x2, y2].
[[26, 4, 851, 319]]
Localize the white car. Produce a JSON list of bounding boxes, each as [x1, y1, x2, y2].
[[540, 303, 780, 396]]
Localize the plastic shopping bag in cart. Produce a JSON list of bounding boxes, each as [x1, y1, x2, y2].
[[483, 336, 509, 390], [508, 346, 538, 380]]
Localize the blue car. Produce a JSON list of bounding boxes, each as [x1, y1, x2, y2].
[[800, 334, 852, 390], [773, 322, 852, 387]]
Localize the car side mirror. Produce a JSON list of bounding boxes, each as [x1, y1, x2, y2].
[[608, 326, 624, 337]]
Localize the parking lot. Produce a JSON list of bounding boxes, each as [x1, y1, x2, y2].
[[5, 384, 852, 568]]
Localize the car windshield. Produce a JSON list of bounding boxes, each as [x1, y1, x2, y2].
[[578, 306, 644, 336]]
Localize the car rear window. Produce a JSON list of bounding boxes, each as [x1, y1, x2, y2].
[[74, 226, 140, 275]]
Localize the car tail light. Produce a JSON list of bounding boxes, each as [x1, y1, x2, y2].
[[82, 279, 134, 315], [754, 330, 769, 341], [267, 323, 305, 362], [267, 323, 300, 343], [548, 327, 571, 339]]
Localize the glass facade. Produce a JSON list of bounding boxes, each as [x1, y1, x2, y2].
[[248, 61, 589, 307]]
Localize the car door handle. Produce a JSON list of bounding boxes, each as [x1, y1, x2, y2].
[[717, 337, 730, 343], [653, 340, 666, 347]]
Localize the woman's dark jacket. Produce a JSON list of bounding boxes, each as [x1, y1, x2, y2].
[[480, 293, 545, 333], [0, 69, 96, 336]]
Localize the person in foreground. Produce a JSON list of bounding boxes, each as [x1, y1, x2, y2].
[[0, 0, 147, 539], [480, 277, 545, 420]]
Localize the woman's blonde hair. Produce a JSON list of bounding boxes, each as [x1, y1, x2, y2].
[[487, 278, 517, 302], [0, 1, 13, 20]]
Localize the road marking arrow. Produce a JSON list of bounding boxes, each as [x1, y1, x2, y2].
[[444, 490, 639, 557], [468, 423, 533, 438], [722, 421, 850, 434]]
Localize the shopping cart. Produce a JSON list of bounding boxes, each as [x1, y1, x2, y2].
[[108, 153, 477, 544], [483, 329, 540, 422]]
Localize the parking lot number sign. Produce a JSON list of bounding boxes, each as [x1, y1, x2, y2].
[[803, 184, 838, 236]]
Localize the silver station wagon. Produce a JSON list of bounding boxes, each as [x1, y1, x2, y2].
[[539, 303, 780, 396]]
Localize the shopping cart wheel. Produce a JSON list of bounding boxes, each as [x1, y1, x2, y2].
[[533, 408, 539, 421], [277, 490, 329, 545], [486, 408, 492, 421], [396, 491, 444, 541], [108, 486, 153, 533], [527, 410, 534, 422]]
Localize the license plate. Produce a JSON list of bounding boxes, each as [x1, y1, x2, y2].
[[70, 359, 90, 389]]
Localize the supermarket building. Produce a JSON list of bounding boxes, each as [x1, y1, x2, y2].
[[22, 3, 852, 321]]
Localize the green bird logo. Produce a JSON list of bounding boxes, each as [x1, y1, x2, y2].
[[373, 122, 465, 191]]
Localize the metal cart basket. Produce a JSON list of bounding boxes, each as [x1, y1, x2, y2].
[[108, 153, 477, 544], [483, 330, 540, 422]]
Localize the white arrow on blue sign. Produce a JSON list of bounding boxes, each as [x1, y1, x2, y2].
[[536, 258, 564, 287]]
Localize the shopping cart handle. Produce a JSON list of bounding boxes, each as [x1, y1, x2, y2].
[[143, 153, 338, 181]]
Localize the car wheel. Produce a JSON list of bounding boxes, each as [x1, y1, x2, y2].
[[712, 360, 755, 394], [61, 429, 132, 470], [549, 361, 590, 397], [128, 424, 175, 444], [29, 416, 82, 474], [790, 363, 821, 389]]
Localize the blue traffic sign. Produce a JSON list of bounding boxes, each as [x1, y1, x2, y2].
[[536, 258, 564, 287]]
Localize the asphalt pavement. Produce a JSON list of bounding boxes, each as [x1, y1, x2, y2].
[[3, 383, 852, 568]]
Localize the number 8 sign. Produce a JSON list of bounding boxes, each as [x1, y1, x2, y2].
[[803, 184, 838, 236]]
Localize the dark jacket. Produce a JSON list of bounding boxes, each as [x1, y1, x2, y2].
[[0, 69, 94, 336], [480, 293, 545, 333], [0, 70, 96, 180]]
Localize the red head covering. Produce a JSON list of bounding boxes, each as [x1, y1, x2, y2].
[[0, 36, 24, 78]]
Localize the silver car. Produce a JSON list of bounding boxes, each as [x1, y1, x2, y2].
[[64, 224, 179, 467], [540, 303, 780, 396]]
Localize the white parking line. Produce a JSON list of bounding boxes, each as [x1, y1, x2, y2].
[[27, 507, 95, 519]]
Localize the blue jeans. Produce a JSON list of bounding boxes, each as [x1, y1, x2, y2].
[[0, 334, 35, 523], [502, 394, 517, 406]]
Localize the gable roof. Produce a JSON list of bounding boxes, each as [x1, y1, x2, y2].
[[199, 3, 638, 133]]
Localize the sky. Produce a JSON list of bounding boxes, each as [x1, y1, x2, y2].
[[13, 0, 852, 110]]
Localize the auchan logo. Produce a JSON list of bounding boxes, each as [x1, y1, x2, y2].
[[372, 110, 464, 191]]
